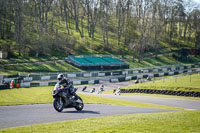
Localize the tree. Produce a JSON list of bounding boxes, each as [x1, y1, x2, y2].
[[14, 0, 24, 56], [41, 0, 53, 32], [134, 0, 152, 62], [191, 9, 200, 50], [101, 0, 111, 49], [116, 0, 129, 53], [62, 0, 70, 34], [151, 0, 163, 57]]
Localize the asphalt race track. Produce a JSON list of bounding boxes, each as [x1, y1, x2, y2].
[[0, 104, 175, 129], [77, 81, 200, 110], [93, 94, 200, 110]]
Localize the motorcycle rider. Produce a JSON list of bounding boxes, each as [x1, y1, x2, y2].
[[57, 74, 76, 100]]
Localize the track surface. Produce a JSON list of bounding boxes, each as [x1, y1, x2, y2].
[[77, 81, 200, 110], [0, 104, 175, 129], [83, 93, 200, 110]]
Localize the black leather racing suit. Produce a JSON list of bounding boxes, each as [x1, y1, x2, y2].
[[58, 78, 75, 98], [58, 78, 69, 88], [58, 78, 70, 94]]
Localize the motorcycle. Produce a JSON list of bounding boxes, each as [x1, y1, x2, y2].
[[82, 86, 87, 91], [52, 83, 84, 112], [114, 87, 121, 95], [90, 88, 96, 93]]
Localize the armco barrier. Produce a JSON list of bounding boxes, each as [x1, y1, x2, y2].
[[120, 89, 200, 97], [81, 80, 88, 85], [105, 72, 111, 76], [40, 82, 48, 86], [19, 80, 99, 88], [41, 76, 50, 80], [131, 76, 137, 80], [118, 77, 125, 82], [20, 83, 30, 87], [110, 68, 200, 83], [23, 77, 33, 82], [3, 63, 200, 83], [143, 74, 148, 78], [164, 72, 169, 76], [48, 82, 57, 86], [30, 83, 40, 87], [0, 84, 10, 90]]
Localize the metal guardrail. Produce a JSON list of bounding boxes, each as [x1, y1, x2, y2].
[[2, 63, 200, 83], [0, 75, 3, 85]]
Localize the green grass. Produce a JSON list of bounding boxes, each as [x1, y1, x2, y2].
[[0, 56, 62, 65], [0, 86, 54, 105], [124, 55, 200, 68], [0, 61, 83, 75], [0, 111, 199, 133], [123, 74, 200, 92], [0, 86, 181, 110]]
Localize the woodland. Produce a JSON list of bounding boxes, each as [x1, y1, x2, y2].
[[0, 0, 200, 60]]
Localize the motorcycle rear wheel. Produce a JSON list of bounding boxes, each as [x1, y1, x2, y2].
[[53, 97, 64, 112]]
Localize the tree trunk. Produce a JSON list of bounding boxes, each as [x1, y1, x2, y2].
[[184, 17, 189, 41], [45, 11, 48, 32], [14, 0, 23, 56], [80, 17, 84, 38], [63, 0, 69, 34]]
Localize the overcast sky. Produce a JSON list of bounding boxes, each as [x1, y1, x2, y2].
[[193, 0, 200, 4]]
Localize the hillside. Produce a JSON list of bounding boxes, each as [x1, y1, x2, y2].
[[0, 0, 200, 75]]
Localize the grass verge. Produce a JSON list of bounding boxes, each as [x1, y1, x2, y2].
[[0, 111, 199, 133], [2, 61, 82, 73], [123, 73, 200, 92], [103, 90, 200, 101], [124, 55, 200, 68]]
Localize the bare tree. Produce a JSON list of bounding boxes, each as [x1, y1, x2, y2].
[[14, 0, 23, 56], [41, 0, 53, 32], [101, 0, 111, 49], [134, 0, 152, 62], [116, 0, 129, 52], [62, 0, 70, 34], [191, 9, 200, 50]]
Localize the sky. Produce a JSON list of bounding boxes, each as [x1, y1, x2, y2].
[[193, 0, 200, 4]]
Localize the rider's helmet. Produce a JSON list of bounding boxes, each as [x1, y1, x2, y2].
[[57, 73, 64, 81]]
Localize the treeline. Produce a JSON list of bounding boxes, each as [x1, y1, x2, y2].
[[0, 0, 200, 59]]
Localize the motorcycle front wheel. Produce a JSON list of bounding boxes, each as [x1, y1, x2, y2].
[[53, 97, 64, 112], [75, 96, 84, 111]]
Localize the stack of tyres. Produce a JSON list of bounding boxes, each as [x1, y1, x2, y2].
[[119, 89, 200, 97]]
